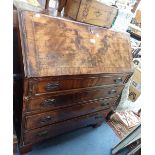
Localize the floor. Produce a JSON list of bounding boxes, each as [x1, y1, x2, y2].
[[17, 121, 128, 155]]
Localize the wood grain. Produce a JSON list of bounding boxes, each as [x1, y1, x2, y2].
[[26, 91, 119, 113], [65, 0, 81, 18], [23, 110, 108, 145], [77, 0, 118, 27], [27, 74, 128, 96], [25, 98, 115, 130], [14, 9, 134, 153], [64, 0, 118, 27], [18, 10, 133, 77]]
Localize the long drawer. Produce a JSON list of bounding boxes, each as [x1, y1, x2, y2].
[[26, 85, 124, 113], [25, 97, 117, 130], [28, 74, 129, 96], [23, 110, 109, 145]]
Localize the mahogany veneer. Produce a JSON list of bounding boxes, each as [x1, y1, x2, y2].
[[13, 10, 133, 154]]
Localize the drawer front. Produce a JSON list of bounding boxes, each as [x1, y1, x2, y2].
[[26, 86, 124, 112], [29, 75, 128, 96], [25, 97, 117, 130], [24, 110, 109, 145]]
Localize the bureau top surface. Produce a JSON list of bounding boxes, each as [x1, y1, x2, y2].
[[18, 11, 133, 77]]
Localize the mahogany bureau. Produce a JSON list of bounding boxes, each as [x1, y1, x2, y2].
[[14, 10, 134, 154]]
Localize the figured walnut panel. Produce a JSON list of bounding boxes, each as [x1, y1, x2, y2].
[[18, 11, 133, 77]]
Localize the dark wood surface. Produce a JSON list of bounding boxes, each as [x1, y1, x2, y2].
[[26, 93, 119, 113], [19, 144, 32, 155], [25, 97, 116, 130], [18, 11, 133, 77], [58, 0, 67, 12], [23, 111, 108, 145], [28, 79, 125, 96], [14, 10, 134, 154], [26, 74, 128, 95]]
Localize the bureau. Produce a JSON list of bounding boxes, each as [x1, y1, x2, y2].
[[13, 10, 133, 154]]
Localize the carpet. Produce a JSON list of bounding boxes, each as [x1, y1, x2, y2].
[[16, 121, 128, 155], [107, 111, 141, 139]]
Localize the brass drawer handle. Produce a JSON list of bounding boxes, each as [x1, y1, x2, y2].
[[36, 130, 48, 137], [114, 77, 122, 84], [40, 116, 52, 124], [108, 89, 117, 95], [41, 99, 56, 107], [45, 83, 60, 91]]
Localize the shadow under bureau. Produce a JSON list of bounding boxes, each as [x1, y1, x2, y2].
[[13, 10, 134, 154]]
